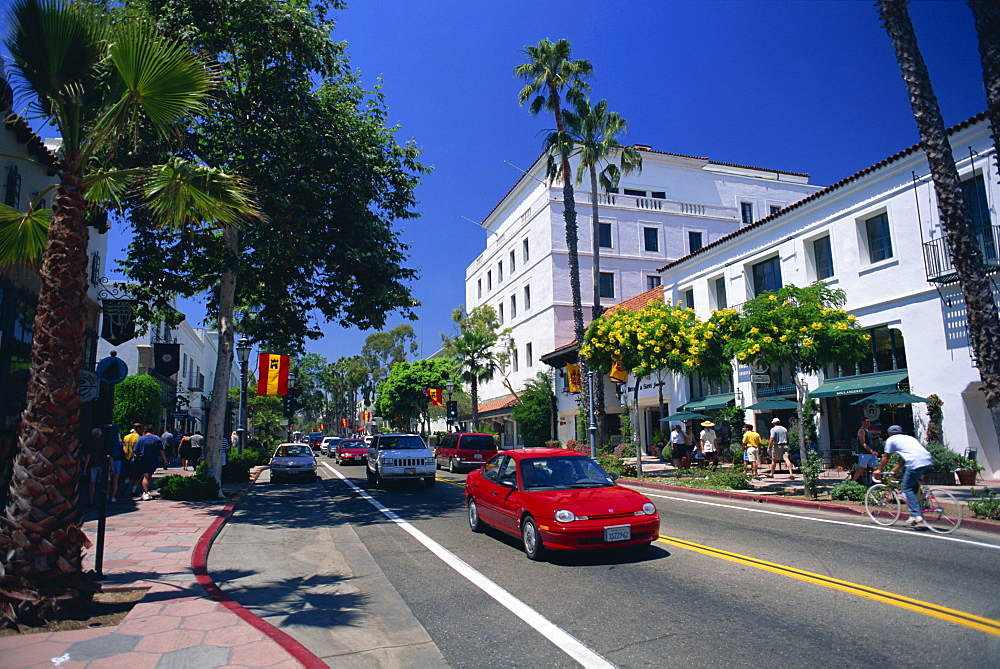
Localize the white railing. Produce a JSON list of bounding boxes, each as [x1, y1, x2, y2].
[[585, 191, 736, 220]]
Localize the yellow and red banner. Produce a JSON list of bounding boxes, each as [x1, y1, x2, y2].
[[257, 353, 290, 396], [362, 411, 372, 422], [609, 358, 628, 386], [425, 388, 444, 407], [566, 364, 582, 394], [340, 418, 348, 428]]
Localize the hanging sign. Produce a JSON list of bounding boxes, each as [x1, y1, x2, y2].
[[79, 370, 100, 402], [153, 343, 181, 377], [96, 356, 128, 385], [100, 299, 138, 346]]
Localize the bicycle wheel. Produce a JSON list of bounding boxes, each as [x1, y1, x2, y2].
[[865, 484, 902, 526], [921, 488, 962, 534]]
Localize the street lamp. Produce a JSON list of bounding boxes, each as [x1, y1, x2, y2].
[[236, 336, 252, 455], [445, 379, 455, 431]]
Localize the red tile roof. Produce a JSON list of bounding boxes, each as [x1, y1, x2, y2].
[[477, 395, 518, 414], [604, 286, 665, 314]]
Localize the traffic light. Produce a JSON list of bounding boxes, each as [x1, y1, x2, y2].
[[446, 400, 458, 420]]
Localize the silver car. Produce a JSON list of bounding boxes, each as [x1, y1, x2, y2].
[[269, 443, 317, 483]]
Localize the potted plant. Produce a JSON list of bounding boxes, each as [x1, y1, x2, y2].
[[955, 456, 984, 486], [924, 442, 963, 485]]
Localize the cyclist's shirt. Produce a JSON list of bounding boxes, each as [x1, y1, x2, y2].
[[883, 434, 932, 468]]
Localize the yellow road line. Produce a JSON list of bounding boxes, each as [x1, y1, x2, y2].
[[657, 534, 1000, 636], [440, 477, 465, 489]]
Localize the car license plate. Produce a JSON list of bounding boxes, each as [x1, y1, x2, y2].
[[474, 454, 482, 459], [604, 525, 631, 542], [404, 468, 415, 475]]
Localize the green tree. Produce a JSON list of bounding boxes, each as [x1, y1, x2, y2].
[[442, 306, 504, 430], [515, 38, 592, 348], [362, 325, 419, 404], [229, 382, 283, 443], [0, 0, 255, 626], [113, 375, 163, 429], [512, 373, 556, 448], [374, 358, 454, 432], [722, 283, 869, 466], [879, 0, 1000, 452]]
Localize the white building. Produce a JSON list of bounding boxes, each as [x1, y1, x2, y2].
[[655, 112, 998, 477], [465, 147, 821, 446]]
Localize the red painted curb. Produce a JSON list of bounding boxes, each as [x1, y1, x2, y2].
[[192, 476, 328, 669], [623, 478, 1000, 534]]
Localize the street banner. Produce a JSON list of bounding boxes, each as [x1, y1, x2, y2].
[[566, 364, 582, 394], [340, 418, 348, 428], [153, 343, 180, 377], [100, 299, 138, 346], [362, 411, 371, 422], [257, 353, 290, 396], [425, 388, 444, 407], [609, 358, 628, 386]]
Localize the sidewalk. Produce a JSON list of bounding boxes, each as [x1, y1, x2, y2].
[[0, 469, 320, 669]]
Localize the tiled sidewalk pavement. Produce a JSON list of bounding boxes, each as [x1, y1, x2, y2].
[[0, 472, 304, 669]]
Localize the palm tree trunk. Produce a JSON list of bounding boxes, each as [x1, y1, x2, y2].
[[204, 225, 238, 489], [970, 0, 1000, 171], [881, 0, 1000, 445], [471, 377, 480, 430], [588, 165, 606, 450], [1, 152, 94, 623]]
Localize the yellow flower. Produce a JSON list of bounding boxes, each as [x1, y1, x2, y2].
[[811, 322, 823, 330], [803, 339, 814, 347], [654, 346, 661, 353], [768, 294, 778, 301], [672, 349, 680, 356], [750, 327, 760, 334], [800, 326, 808, 332], [763, 336, 773, 343], [737, 351, 748, 360], [848, 314, 857, 322], [779, 335, 788, 342]]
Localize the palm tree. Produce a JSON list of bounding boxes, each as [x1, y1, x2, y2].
[[879, 0, 1000, 444], [443, 306, 502, 430], [556, 97, 643, 447], [515, 38, 593, 347], [969, 0, 1000, 168], [0, 0, 255, 626]]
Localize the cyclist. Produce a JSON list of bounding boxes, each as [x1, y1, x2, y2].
[[872, 425, 932, 527]]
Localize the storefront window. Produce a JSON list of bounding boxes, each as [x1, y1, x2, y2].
[[826, 325, 906, 378], [688, 368, 733, 398]]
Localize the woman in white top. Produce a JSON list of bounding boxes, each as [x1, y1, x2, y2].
[[699, 421, 718, 465]]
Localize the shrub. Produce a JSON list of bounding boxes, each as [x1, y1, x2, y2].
[[708, 468, 752, 490], [158, 474, 220, 501], [597, 454, 635, 478], [564, 439, 587, 454], [926, 442, 965, 472], [801, 450, 824, 499], [830, 480, 867, 501], [967, 487, 1000, 520], [223, 447, 270, 483], [544, 440, 561, 448]]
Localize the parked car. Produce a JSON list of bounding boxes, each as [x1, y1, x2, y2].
[[335, 438, 368, 466], [435, 432, 498, 473], [320, 436, 341, 456], [307, 432, 325, 451], [366, 433, 436, 488], [465, 448, 660, 560], [269, 443, 318, 483]]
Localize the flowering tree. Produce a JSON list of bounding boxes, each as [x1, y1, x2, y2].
[[721, 283, 870, 465]]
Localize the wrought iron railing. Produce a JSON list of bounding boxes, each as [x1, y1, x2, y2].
[[923, 225, 1000, 284]]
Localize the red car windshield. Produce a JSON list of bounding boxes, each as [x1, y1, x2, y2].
[[519, 457, 614, 490], [340, 441, 366, 449]]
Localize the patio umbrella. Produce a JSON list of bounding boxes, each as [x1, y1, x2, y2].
[[660, 410, 709, 422], [850, 390, 929, 405], [746, 397, 798, 411]]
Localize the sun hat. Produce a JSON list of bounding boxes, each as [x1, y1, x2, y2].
[[772, 417, 781, 423], [887, 425, 904, 434], [700, 420, 715, 427]]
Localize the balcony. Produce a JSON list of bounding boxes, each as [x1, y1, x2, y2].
[[587, 192, 737, 220], [923, 225, 1000, 284]]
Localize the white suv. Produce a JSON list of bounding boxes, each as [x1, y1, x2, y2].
[[366, 433, 436, 488]]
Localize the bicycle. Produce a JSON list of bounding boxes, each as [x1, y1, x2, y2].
[[864, 473, 963, 534]]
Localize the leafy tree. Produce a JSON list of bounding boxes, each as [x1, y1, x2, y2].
[[374, 358, 454, 432], [0, 0, 255, 626], [515, 38, 592, 348], [879, 0, 1000, 452], [113, 375, 163, 429], [362, 324, 418, 403], [512, 373, 556, 448], [442, 306, 505, 429], [722, 283, 869, 466], [228, 382, 283, 442]]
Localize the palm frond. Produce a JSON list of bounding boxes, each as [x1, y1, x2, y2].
[[139, 158, 262, 231], [83, 168, 141, 207], [0, 203, 51, 268]]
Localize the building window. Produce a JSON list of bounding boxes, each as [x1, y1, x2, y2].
[[688, 231, 703, 254], [599, 272, 615, 298], [524, 285, 531, 310], [510, 294, 517, 318], [813, 236, 834, 280], [477, 279, 482, 299], [526, 342, 533, 366], [487, 271, 492, 291], [523, 238, 529, 262], [651, 191, 666, 199], [864, 212, 893, 263], [644, 227, 659, 252], [4, 165, 21, 208], [498, 303, 504, 324], [598, 222, 612, 248], [715, 277, 727, 309], [509, 249, 516, 273], [624, 188, 646, 197], [752, 256, 782, 296], [769, 205, 782, 216], [497, 261, 503, 283], [682, 288, 694, 309], [647, 275, 661, 290], [963, 174, 996, 261], [512, 348, 519, 372], [827, 325, 907, 378], [741, 202, 754, 225]]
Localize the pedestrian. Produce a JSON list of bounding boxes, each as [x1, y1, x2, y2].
[[683, 425, 696, 467], [135, 425, 168, 501], [108, 431, 125, 503], [699, 420, 718, 466], [851, 417, 881, 484], [669, 423, 686, 470], [179, 432, 192, 470], [742, 424, 762, 479], [873, 425, 933, 527], [768, 417, 795, 479], [82, 428, 107, 506], [189, 430, 205, 468], [160, 426, 175, 468]]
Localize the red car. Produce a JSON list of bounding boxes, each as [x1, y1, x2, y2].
[[465, 448, 660, 560], [335, 439, 368, 466]]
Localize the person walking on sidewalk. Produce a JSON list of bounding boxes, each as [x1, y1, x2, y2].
[[768, 417, 795, 479], [699, 420, 718, 466], [136, 425, 168, 501], [873, 425, 933, 527], [742, 424, 762, 479], [851, 417, 881, 484], [669, 423, 686, 470]]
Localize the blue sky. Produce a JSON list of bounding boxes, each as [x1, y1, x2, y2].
[[106, 1, 987, 366]]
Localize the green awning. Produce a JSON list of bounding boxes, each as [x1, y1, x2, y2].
[[808, 371, 908, 399], [681, 394, 735, 412]]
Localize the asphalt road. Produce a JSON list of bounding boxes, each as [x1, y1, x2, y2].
[[218, 457, 1000, 668]]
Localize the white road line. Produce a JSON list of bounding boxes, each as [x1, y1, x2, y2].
[[630, 488, 1000, 551], [322, 463, 614, 669]]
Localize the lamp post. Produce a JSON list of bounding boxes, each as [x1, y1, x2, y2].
[[236, 336, 252, 455], [445, 379, 455, 431], [286, 373, 296, 441], [587, 368, 597, 460]]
